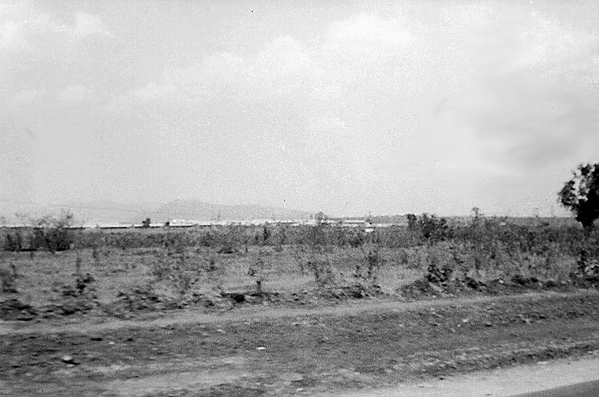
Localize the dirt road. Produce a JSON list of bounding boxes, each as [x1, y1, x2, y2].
[[314, 355, 599, 397], [2, 290, 599, 396], [1, 291, 590, 336]]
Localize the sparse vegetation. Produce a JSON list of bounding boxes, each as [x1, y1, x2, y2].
[[2, 209, 599, 397], [32, 211, 75, 253], [1, 208, 598, 320]]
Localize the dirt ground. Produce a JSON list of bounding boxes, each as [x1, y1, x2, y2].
[[315, 355, 599, 397], [2, 290, 599, 396]]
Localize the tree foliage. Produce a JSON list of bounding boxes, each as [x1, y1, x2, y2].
[[406, 213, 451, 243], [558, 163, 599, 229]]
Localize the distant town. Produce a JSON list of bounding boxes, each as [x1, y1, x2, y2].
[[0, 217, 394, 231]]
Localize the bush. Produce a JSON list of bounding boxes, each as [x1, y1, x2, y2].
[[425, 250, 453, 285], [0, 266, 18, 293], [309, 257, 336, 288], [354, 247, 383, 283], [404, 213, 452, 244], [32, 211, 75, 253], [3, 230, 24, 252]]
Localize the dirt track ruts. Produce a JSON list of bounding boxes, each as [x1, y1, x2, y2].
[[2, 290, 596, 336], [3, 290, 599, 396]]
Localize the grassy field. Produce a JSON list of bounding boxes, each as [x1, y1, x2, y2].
[[3, 215, 599, 396], [1, 214, 598, 320]]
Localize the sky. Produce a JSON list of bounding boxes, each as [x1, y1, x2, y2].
[[1, 0, 599, 217]]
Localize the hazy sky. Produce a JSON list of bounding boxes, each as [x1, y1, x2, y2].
[[1, 0, 599, 217]]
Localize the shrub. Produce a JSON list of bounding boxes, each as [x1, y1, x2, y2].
[[425, 250, 453, 285], [248, 250, 269, 293], [3, 229, 23, 252], [309, 257, 336, 288], [148, 245, 210, 297], [404, 213, 452, 244], [59, 273, 96, 298], [0, 266, 18, 293], [419, 213, 451, 242], [32, 211, 75, 253], [354, 246, 383, 283]]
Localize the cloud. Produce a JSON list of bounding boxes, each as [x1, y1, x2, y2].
[[166, 52, 246, 97], [167, 35, 311, 101], [364, 3, 599, 215], [324, 13, 413, 57], [454, 10, 599, 81], [108, 83, 177, 108], [167, 13, 416, 106], [254, 36, 311, 95], [524, 13, 598, 71], [1, 19, 28, 50], [1, 5, 112, 54], [11, 88, 45, 106], [416, 9, 599, 215], [310, 67, 343, 102], [61, 5, 598, 216], [305, 116, 349, 152], [441, 18, 599, 172], [311, 13, 419, 97], [73, 12, 112, 39], [57, 85, 94, 102], [135, 83, 176, 101]]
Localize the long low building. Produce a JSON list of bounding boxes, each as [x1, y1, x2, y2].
[[1, 218, 409, 231]]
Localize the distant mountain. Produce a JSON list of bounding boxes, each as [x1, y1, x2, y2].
[[0, 199, 313, 225], [63, 201, 155, 225], [154, 199, 312, 222]]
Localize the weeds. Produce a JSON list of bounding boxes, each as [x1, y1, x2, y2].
[[5, 210, 599, 318], [75, 253, 82, 275], [149, 244, 203, 298], [0, 266, 18, 293], [308, 255, 336, 288], [248, 250, 268, 294], [354, 246, 383, 283]]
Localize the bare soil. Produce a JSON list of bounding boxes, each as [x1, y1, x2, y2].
[[2, 290, 599, 396], [314, 355, 599, 397]]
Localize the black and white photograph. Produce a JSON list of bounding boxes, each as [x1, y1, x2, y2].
[[1, 1, 599, 396]]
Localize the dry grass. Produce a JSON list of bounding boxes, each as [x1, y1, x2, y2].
[[1, 217, 596, 311]]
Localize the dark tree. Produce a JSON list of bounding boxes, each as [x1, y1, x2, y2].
[[142, 218, 151, 228], [558, 163, 599, 230], [406, 214, 417, 230], [314, 211, 326, 225]]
